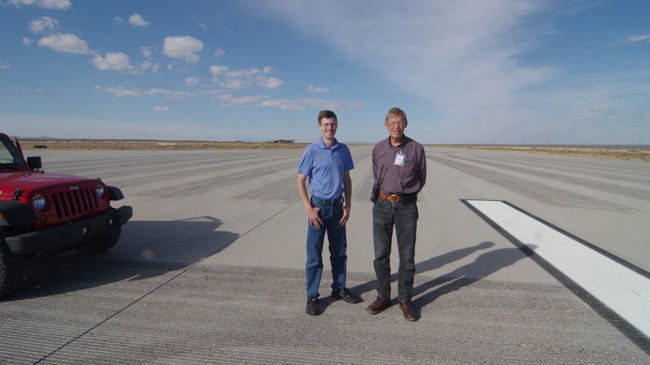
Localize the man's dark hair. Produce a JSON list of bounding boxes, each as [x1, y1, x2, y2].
[[318, 110, 337, 124]]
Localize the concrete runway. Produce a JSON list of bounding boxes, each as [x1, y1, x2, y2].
[[1, 146, 649, 363]]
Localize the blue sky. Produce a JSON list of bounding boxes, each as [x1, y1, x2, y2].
[[1, 0, 649, 144]]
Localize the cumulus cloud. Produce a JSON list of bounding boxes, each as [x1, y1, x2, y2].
[[210, 65, 284, 90], [38, 33, 91, 54], [129, 13, 150, 27], [213, 48, 225, 58], [152, 106, 169, 111], [22, 37, 33, 45], [8, 0, 71, 10], [163, 36, 203, 63], [29, 16, 59, 33], [139, 47, 160, 73], [0, 59, 10, 70], [92, 52, 131, 71], [307, 84, 329, 93], [185, 77, 200, 86]]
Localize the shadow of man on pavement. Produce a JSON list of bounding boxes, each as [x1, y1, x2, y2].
[[349, 241, 496, 305], [412, 245, 537, 311]]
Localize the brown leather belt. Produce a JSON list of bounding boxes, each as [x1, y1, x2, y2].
[[379, 192, 401, 202]]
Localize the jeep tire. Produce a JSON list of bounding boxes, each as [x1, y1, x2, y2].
[[0, 228, 27, 299]]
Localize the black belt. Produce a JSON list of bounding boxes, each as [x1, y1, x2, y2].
[[311, 196, 343, 205]]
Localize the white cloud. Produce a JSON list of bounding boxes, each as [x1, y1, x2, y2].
[[138, 47, 160, 73], [213, 48, 225, 58], [114, 16, 123, 23], [163, 36, 203, 63], [185, 77, 200, 86], [260, 77, 283, 89], [37, 33, 91, 54], [8, 0, 71, 10], [94, 85, 139, 97], [214, 93, 361, 112], [129, 13, 150, 27], [257, 98, 353, 111], [210, 64, 284, 90], [153, 106, 170, 111], [307, 84, 329, 93], [92, 52, 131, 71], [0, 59, 10, 70], [628, 34, 650, 42], [215, 94, 269, 107], [247, 1, 565, 141], [22, 37, 33, 45], [94, 85, 193, 101], [29, 16, 59, 33]]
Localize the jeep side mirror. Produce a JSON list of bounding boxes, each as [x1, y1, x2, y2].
[[27, 156, 42, 170]]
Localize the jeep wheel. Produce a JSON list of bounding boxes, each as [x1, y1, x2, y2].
[[76, 226, 121, 255], [0, 228, 27, 299]]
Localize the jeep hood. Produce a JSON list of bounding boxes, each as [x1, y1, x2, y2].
[[0, 171, 101, 196]]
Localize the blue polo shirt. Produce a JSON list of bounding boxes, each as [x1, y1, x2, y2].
[[297, 137, 354, 200]]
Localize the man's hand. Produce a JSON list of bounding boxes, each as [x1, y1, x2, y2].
[[340, 206, 350, 226], [307, 207, 323, 228]]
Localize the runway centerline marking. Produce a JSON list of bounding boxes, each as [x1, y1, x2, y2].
[[464, 199, 650, 340]]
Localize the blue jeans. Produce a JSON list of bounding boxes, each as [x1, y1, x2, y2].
[[305, 196, 347, 298], [372, 198, 419, 301]]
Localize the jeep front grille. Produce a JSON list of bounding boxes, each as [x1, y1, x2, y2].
[[51, 187, 100, 219]]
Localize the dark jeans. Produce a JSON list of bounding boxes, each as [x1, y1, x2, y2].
[[305, 196, 347, 298], [372, 198, 419, 301]]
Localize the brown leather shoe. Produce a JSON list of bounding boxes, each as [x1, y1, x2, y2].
[[366, 297, 390, 314], [399, 300, 417, 321]]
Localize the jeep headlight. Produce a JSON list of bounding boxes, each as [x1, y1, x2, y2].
[[32, 194, 47, 211], [96, 184, 106, 198]]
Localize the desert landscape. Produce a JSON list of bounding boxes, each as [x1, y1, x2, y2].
[[18, 139, 650, 162]]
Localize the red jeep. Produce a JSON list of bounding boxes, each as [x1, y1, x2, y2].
[[0, 133, 133, 297]]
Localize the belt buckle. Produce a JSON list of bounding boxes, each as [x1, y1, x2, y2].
[[388, 194, 400, 202]]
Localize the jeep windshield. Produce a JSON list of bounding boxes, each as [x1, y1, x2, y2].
[[0, 136, 27, 169]]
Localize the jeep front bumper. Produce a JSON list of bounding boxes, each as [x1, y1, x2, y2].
[[5, 206, 133, 255]]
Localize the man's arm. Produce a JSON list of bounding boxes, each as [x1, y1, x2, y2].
[[418, 145, 427, 190], [297, 173, 322, 228], [340, 171, 351, 226]]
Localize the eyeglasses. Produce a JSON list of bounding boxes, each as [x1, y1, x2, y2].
[[387, 121, 406, 128]]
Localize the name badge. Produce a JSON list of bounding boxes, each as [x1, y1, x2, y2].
[[394, 149, 405, 166]]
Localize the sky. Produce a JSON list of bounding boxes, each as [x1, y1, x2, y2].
[[0, 0, 649, 145]]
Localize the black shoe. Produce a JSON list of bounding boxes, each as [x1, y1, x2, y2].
[[306, 296, 321, 316], [331, 288, 362, 304]]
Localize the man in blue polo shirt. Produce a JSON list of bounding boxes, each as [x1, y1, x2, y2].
[[297, 110, 361, 316]]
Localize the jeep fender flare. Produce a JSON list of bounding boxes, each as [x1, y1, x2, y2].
[[0, 201, 37, 227], [107, 186, 124, 201]]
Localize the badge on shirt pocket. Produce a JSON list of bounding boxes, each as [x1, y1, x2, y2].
[[394, 149, 405, 166]]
